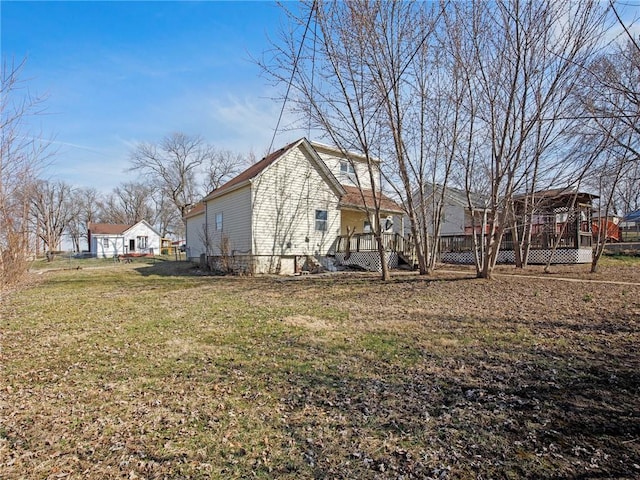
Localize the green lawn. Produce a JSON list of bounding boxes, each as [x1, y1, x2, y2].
[[1, 261, 639, 479]]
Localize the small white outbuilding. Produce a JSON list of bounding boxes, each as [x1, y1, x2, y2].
[[88, 220, 161, 258]]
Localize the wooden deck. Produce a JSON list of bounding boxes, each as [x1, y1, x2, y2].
[[333, 232, 416, 267]]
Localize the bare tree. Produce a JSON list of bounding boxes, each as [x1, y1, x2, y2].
[[129, 133, 205, 220], [449, 0, 607, 278], [97, 181, 156, 226], [66, 187, 101, 252], [615, 160, 640, 214], [265, 1, 609, 280], [589, 149, 631, 272], [264, 0, 432, 280], [404, 6, 474, 273], [129, 133, 246, 237], [577, 38, 640, 271], [203, 149, 246, 193], [28, 180, 74, 260], [346, 0, 453, 275], [151, 190, 182, 238], [1, 59, 50, 284]]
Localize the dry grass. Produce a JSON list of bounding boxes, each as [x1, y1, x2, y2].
[[1, 258, 639, 479]]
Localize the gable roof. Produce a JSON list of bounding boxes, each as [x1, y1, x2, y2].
[[88, 220, 161, 237], [88, 223, 131, 235], [440, 185, 487, 209], [203, 140, 299, 201], [123, 220, 161, 237], [340, 185, 404, 214], [203, 138, 345, 201]]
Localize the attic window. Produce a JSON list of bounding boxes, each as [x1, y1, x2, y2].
[[315, 210, 328, 231], [340, 161, 355, 176]]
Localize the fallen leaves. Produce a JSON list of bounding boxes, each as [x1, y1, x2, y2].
[[0, 261, 638, 478]]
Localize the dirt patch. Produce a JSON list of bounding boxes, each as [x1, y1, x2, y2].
[[440, 258, 640, 284]]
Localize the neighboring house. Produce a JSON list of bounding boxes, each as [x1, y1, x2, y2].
[[184, 138, 406, 274], [621, 210, 640, 241], [87, 220, 161, 258], [402, 184, 491, 265], [406, 184, 490, 239], [437, 188, 597, 264]]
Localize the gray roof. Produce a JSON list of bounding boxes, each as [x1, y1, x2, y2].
[[417, 184, 489, 209]]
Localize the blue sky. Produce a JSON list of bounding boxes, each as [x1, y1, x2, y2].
[[2, 1, 303, 192], [3, 1, 640, 193]]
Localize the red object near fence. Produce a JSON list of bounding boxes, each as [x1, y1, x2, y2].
[[592, 219, 622, 242]]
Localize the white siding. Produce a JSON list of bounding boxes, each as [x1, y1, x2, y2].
[[313, 146, 379, 190], [92, 235, 126, 258], [185, 211, 206, 259], [251, 146, 341, 259], [205, 186, 252, 255], [123, 222, 161, 254]]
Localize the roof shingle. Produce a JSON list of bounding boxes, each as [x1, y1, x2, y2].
[[204, 140, 299, 201], [88, 223, 131, 235], [340, 185, 403, 213]]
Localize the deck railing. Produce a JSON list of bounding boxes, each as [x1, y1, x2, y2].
[[333, 232, 416, 262], [440, 229, 592, 253]]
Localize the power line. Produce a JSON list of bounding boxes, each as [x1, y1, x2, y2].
[[362, 1, 451, 132], [540, 114, 640, 121], [269, 0, 317, 154]]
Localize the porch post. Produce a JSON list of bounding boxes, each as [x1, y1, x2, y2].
[[575, 208, 580, 248]]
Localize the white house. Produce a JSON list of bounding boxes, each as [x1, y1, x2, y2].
[[88, 220, 161, 258], [185, 138, 406, 274]]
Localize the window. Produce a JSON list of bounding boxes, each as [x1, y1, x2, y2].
[[137, 236, 148, 249], [102, 238, 109, 248], [315, 210, 328, 231], [215, 212, 223, 231], [340, 161, 355, 176]]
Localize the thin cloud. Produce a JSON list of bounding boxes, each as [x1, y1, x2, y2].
[[208, 94, 304, 151]]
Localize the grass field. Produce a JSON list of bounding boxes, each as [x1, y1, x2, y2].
[[1, 258, 639, 479]]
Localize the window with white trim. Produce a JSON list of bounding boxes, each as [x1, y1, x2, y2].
[[340, 160, 356, 176], [102, 238, 109, 248], [315, 210, 328, 231], [137, 236, 148, 249], [215, 212, 223, 231]]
